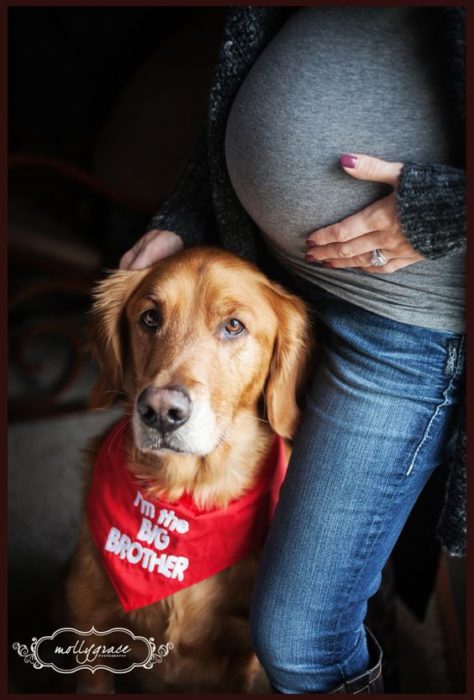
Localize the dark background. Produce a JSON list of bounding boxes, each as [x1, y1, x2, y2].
[[9, 6, 226, 266], [9, 7, 225, 166]]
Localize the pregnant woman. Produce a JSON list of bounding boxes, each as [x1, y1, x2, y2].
[[120, 7, 466, 693]]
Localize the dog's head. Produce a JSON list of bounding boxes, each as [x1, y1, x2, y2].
[[90, 247, 310, 455]]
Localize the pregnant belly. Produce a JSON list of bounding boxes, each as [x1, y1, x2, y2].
[[224, 7, 456, 252]]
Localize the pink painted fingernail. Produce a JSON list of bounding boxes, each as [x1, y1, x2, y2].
[[306, 240, 317, 248], [340, 154, 358, 169]]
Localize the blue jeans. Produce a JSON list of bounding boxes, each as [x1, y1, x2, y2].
[[250, 289, 465, 693]]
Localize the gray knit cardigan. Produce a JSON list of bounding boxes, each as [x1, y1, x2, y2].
[[148, 7, 466, 555]]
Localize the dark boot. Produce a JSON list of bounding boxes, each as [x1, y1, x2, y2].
[[330, 627, 384, 694], [270, 627, 384, 694]]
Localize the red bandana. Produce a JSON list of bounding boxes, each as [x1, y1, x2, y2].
[[87, 419, 287, 612]]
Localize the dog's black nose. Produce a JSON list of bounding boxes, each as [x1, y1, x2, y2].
[[137, 386, 192, 432]]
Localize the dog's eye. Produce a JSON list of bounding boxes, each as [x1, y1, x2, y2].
[[140, 309, 160, 332], [223, 318, 245, 336]]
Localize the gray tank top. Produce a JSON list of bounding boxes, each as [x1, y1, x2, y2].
[[225, 7, 465, 333]]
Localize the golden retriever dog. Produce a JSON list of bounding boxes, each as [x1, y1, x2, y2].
[[66, 247, 310, 693]]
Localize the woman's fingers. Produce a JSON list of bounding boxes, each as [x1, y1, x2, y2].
[[119, 230, 184, 270], [306, 194, 398, 246], [306, 227, 424, 268], [119, 249, 135, 270], [119, 229, 158, 269], [306, 230, 391, 263]]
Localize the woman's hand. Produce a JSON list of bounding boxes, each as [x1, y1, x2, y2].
[[119, 229, 184, 270], [305, 154, 424, 273]]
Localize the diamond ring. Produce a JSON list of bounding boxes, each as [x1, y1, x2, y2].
[[370, 249, 388, 267]]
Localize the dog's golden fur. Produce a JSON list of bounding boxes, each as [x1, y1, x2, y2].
[[66, 247, 310, 692]]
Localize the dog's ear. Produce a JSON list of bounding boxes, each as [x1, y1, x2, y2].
[[263, 282, 312, 439], [89, 269, 148, 409]]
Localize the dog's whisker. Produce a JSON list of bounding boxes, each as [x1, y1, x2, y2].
[[239, 411, 270, 425]]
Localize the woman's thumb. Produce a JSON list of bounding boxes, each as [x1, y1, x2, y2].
[[340, 154, 403, 187]]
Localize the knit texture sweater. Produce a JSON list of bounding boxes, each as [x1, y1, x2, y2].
[[148, 7, 466, 556]]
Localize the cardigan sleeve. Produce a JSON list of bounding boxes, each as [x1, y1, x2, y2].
[[396, 162, 466, 260], [436, 406, 466, 556], [145, 124, 218, 248]]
